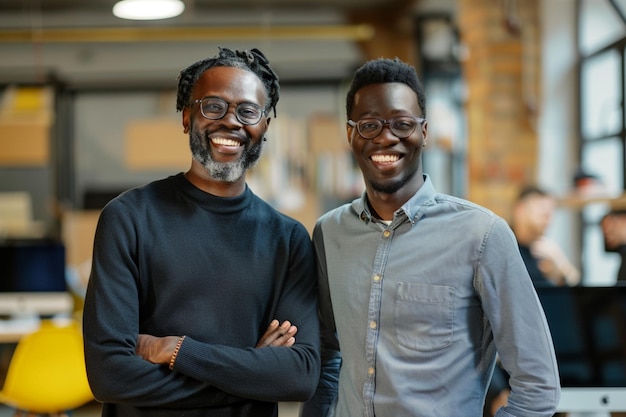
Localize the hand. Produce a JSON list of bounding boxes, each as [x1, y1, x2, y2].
[[531, 236, 580, 286], [136, 319, 297, 365], [256, 319, 297, 348], [490, 388, 510, 416], [136, 334, 180, 365]]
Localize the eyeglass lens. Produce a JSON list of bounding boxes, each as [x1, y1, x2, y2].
[[198, 97, 264, 125], [356, 117, 421, 139]]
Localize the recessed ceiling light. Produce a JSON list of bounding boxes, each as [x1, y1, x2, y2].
[[113, 0, 185, 20]]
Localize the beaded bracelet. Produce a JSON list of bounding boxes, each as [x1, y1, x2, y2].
[[169, 335, 186, 370]]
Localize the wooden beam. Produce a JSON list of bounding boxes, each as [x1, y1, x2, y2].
[[0, 24, 375, 43]]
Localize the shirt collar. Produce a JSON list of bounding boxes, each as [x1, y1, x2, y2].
[[352, 174, 438, 225]]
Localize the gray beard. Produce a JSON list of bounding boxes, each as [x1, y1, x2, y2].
[[189, 128, 263, 183]]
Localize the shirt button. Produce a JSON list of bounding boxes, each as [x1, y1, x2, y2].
[[373, 275, 381, 282], [369, 321, 377, 329], [383, 230, 391, 238], [368, 367, 375, 375]]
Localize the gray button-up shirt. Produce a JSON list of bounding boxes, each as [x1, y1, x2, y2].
[[309, 175, 560, 417]]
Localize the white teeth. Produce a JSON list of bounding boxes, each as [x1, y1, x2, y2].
[[371, 154, 399, 163], [212, 138, 241, 146]]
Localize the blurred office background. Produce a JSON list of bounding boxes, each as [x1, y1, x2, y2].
[[0, 0, 625, 415], [0, 0, 624, 284]]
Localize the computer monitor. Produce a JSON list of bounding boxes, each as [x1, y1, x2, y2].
[[535, 285, 626, 412], [0, 239, 73, 316]]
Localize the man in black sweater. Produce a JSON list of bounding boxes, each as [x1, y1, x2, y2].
[[83, 47, 320, 417]]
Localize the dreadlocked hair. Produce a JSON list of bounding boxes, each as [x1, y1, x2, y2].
[[345, 57, 426, 119], [175, 46, 280, 117]]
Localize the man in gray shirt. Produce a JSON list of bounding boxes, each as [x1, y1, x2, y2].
[[301, 57, 560, 417]]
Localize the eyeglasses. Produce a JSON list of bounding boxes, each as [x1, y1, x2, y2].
[[192, 97, 266, 126], [348, 116, 426, 139]]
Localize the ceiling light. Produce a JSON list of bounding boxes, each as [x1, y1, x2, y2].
[[113, 0, 185, 20]]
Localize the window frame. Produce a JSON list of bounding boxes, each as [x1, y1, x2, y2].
[[577, 0, 626, 283]]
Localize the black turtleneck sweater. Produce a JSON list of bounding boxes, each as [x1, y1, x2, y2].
[[83, 173, 320, 417]]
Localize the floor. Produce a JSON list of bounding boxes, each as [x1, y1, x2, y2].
[[0, 401, 301, 416]]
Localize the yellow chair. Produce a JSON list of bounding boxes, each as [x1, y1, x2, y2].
[[0, 319, 94, 417]]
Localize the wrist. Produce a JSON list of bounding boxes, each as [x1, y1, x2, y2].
[[169, 335, 186, 370]]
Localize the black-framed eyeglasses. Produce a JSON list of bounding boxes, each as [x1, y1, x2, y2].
[[348, 116, 426, 139], [192, 97, 266, 126]]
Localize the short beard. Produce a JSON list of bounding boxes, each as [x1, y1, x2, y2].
[[369, 170, 416, 194], [189, 127, 263, 183]]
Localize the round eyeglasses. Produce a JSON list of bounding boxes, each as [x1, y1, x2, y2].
[[348, 116, 426, 139], [192, 97, 266, 126]]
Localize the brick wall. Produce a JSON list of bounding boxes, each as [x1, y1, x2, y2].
[[458, 0, 541, 218]]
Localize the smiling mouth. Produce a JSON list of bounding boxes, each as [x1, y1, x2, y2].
[[371, 154, 400, 163], [212, 137, 243, 147]]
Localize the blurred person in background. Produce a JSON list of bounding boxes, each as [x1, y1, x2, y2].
[[601, 209, 626, 283], [511, 186, 580, 287]]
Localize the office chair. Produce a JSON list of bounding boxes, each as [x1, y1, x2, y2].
[[0, 319, 94, 417]]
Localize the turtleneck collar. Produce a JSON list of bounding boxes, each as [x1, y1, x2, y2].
[[174, 172, 252, 215]]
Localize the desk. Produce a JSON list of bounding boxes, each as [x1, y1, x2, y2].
[[0, 291, 73, 313], [0, 316, 41, 343], [0, 292, 74, 343]]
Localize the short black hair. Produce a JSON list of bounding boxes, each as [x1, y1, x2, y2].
[[176, 46, 280, 117], [516, 185, 551, 202], [345, 57, 426, 119]]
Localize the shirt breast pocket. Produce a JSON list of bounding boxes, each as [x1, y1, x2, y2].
[[393, 282, 454, 351]]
